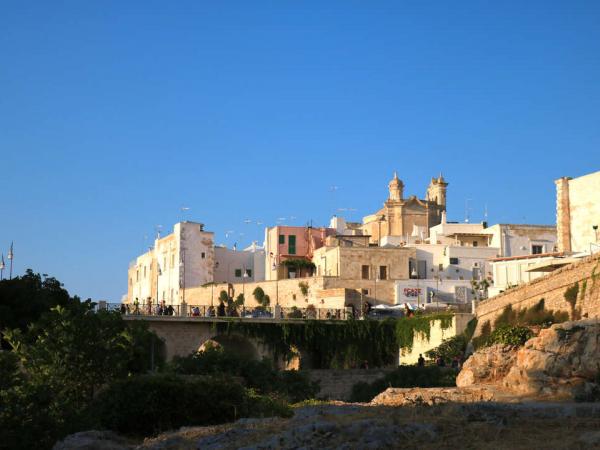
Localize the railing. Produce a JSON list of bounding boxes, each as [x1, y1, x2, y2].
[[103, 303, 352, 321]]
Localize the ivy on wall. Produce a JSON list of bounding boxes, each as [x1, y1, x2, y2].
[[215, 313, 453, 369]]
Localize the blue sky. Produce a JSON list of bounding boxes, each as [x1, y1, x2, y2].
[[1, 1, 599, 301]]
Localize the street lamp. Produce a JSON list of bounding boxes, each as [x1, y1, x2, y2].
[[272, 259, 279, 306], [411, 265, 420, 308], [242, 267, 249, 299]]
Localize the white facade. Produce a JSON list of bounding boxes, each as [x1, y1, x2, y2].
[[214, 242, 265, 284], [128, 221, 215, 305], [395, 279, 475, 305], [485, 224, 557, 258], [488, 254, 556, 297]]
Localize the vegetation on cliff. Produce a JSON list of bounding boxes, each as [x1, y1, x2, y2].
[[217, 313, 453, 369]]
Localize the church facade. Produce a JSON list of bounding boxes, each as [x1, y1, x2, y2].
[[361, 173, 448, 244]]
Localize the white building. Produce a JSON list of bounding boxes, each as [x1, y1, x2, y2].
[[214, 242, 265, 284], [127, 222, 265, 305]]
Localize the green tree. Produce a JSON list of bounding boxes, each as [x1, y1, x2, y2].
[[1, 301, 164, 449], [0, 269, 76, 348]]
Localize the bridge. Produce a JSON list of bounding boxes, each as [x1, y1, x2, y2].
[[120, 305, 352, 368]]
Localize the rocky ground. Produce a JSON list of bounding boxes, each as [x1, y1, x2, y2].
[[55, 400, 600, 449]]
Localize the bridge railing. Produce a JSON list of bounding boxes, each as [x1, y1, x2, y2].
[[103, 303, 352, 320]]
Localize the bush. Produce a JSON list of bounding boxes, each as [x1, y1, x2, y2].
[[425, 334, 468, 364], [349, 366, 456, 402], [93, 374, 290, 436], [170, 347, 318, 402], [0, 351, 20, 391], [488, 325, 533, 347], [494, 300, 569, 329]]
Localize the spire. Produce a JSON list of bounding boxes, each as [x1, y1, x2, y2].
[[388, 172, 403, 201]]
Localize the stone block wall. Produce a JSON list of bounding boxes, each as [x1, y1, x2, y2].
[[475, 253, 600, 333], [307, 368, 395, 400]]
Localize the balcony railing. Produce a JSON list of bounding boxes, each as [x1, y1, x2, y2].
[[103, 302, 353, 321]]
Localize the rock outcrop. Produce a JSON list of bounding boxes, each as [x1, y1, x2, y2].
[[456, 344, 517, 387], [458, 319, 600, 401], [371, 386, 495, 406]]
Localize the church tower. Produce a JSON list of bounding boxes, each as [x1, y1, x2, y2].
[[388, 172, 404, 201], [426, 173, 448, 208]]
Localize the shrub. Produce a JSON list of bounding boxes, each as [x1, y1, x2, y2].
[[488, 325, 533, 347], [425, 334, 468, 364], [93, 375, 248, 436], [0, 351, 20, 391], [349, 366, 456, 402], [253, 287, 265, 303], [472, 320, 491, 349], [170, 347, 318, 402], [93, 374, 290, 436], [298, 282, 309, 297]]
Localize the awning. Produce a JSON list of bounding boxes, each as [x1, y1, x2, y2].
[[525, 257, 581, 273]]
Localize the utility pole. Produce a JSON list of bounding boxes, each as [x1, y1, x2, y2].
[[8, 242, 13, 280]]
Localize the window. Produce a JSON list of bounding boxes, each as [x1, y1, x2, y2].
[[246, 269, 252, 277], [361, 265, 370, 280], [449, 257, 459, 265], [143, 266, 147, 278], [201, 252, 205, 259], [361, 289, 369, 295], [532, 245, 543, 255], [129, 278, 132, 286], [288, 235, 296, 255], [438, 263, 444, 272], [171, 254, 175, 268], [279, 234, 285, 244], [235, 269, 242, 277], [136, 270, 139, 282], [473, 241, 478, 247], [379, 266, 387, 280]]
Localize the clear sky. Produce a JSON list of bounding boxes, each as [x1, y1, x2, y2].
[[1, 1, 599, 301]]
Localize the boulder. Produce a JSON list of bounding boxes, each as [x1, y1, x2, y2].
[[52, 431, 130, 450], [502, 320, 600, 399], [456, 344, 517, 388]]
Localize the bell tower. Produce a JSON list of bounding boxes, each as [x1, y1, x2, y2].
[[388, 172, 404, 202], [426, 173, 448, 209]]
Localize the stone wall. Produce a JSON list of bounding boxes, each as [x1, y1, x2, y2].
[[475, 253, 600, 333], [401, 313, 474, 364], [307, 368, 395, 400]]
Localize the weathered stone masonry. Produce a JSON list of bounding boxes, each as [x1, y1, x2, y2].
[[475, 253, 600, 333]]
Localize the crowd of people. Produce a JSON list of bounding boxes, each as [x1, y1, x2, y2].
[[121, 298, 175, 316]]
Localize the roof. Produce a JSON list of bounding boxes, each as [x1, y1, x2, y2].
[[490, 252, 563, 262]]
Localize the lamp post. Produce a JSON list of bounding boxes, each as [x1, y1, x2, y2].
[[411, 265, 420, 308], [373, 267, 380, 302], [242, 267, 249, 298], [7, 242, 13, 280], [271, 258, 279, 306], [594, 225, 599, 243]]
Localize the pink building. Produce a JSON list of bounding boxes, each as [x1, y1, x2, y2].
[[264, 225, 336, 280]]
